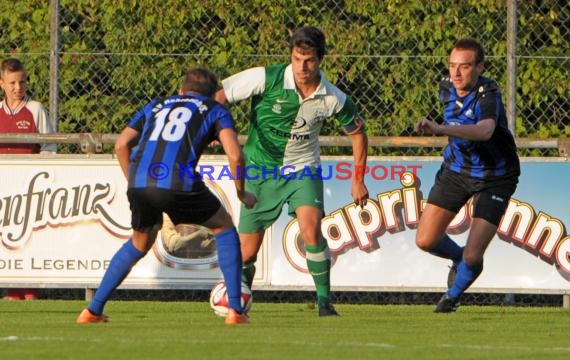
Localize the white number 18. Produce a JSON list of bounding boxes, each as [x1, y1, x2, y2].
[[149, 107, 192, 141]]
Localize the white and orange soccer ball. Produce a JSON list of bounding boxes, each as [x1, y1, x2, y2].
[[209, 280, 253, 317]]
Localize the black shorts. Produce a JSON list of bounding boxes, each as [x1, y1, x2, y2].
[[127, 181, 222, 232], [427, 166, 518, 226]]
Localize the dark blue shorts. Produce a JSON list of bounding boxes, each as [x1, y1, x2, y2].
[[127, 181, 221, 232], [427, 166, 518, 226]]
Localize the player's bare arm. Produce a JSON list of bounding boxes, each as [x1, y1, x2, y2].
[[114, 127, 140, 179], [415, 117, 495, 141], [349, 131, 369, 207], [214, 88, 228, 106], [218, 127, 257, 209]]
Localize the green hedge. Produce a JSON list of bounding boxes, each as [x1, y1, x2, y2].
[[1, 0, 568, 155]]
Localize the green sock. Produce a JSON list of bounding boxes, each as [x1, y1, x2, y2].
[[241, 257, 256, 289], [305, 241, 331, 306]]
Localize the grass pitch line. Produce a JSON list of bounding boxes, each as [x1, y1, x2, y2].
[[0, 336, 19, 341], [0, 336, 102, 343], [438, 344, 570, 352]]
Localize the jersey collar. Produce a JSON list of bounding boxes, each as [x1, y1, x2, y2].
[[283, 64, 328, 98], [0, 96, 29, 115]]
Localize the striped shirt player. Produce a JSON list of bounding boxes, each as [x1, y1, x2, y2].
[[127, 94, 235, 191], [439, 75, 520, 179], [415, 38, 520, 314], [77, 68, 254, 325], [0, 96, 56, 154]]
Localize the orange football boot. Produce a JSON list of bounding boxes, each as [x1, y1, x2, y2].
[[76, 308, 109, 324], [225, 308, 250, 325]]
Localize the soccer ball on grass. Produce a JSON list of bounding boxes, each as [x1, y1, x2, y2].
[[209, 280, 253, 317]]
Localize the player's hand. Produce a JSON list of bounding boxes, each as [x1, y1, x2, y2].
[[415, 118, 441, 136], [238, 191, 257, 209], [351, 181, 369, 208], [208, 140, 221, 148]]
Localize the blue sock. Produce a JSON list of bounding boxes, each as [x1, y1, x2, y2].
[[215, 227, 243, 313], [88, 239, 144, 315], [429, 234, 463, 263], [448, 260, 483, 299]]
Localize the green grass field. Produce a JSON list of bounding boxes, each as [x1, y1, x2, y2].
[[1, 300, 569, 359]]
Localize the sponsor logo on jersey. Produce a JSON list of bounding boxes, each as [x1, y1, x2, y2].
[[269, 127, 310, 140], [291, 117, 306, 130]]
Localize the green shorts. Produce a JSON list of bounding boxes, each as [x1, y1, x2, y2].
[[238, 166, 324, 233]]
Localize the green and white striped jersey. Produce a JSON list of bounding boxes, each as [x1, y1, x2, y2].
[[222, 64, 364, 168]]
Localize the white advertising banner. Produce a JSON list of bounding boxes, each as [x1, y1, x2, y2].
[[0, 156, 569, 294], [270, 158, 570, 293], [0, 157, 247, 289]]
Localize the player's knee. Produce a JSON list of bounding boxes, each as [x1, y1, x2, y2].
[[299, 227, 322, 245], [462, 249, 483, 266], [215, 209, 234, 229], [242, 254, 257, 265], [416, 242, 432, 253], [415, 232, 433, 252], [132, 229, 158, 253], [240, 243, 258, 262]]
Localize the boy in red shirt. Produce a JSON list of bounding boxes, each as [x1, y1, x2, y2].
[[0, 58, 56, 154], [1, 58, 56, 300]]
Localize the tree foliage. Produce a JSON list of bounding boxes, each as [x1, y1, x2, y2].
[[0, 0, 567, 155]]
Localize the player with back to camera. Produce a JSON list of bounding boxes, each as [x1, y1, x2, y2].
[[415, 38, 520, 313], [215, 26, 369, 316], [76, 67, 256, 325]]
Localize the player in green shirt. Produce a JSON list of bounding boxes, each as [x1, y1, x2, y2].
[[215, 26, 369, 316]]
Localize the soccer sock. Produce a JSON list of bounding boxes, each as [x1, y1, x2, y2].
[[429, 234, 463, 263], [88, 239, 144, 316], [305, 241, 331, 306], [447, 260, 484, 300], [242, 256, 257, 290], [215, 227, 243, 313]]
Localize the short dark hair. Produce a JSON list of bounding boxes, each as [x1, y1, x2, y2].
[[289, 26, 327, 60], [1, 58, 26, 78], [452, 38, 485, 65], [182, 67, 219, 98]]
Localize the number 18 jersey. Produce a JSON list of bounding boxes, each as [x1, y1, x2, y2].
[[126, 94, 235, 191]]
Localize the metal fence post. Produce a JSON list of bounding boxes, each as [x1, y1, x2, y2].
[[49, 0, 60, 133], [506, 0, 518, 133]]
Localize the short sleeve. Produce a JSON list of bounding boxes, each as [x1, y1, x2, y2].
[[478, 89, 500, 123], [338, 96, 365, 134], [212, 106, 237, 140], [221, 67, 266, 103], [127, 99, 158, 132]]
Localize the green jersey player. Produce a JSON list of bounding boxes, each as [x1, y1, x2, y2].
[[215, 26, 369, 316]]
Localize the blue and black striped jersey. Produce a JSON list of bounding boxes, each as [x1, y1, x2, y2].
[[440, 76, 520, 179], [127, 94, 235, 191]]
